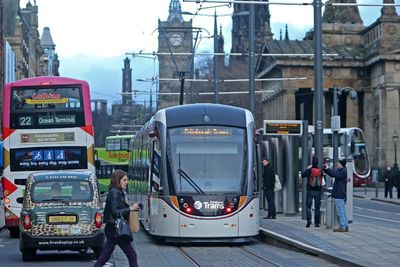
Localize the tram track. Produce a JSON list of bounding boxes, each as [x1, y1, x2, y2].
[[240, 245, 281, 267], [175, 242, 282, 267], [176, 246, 202, 267]]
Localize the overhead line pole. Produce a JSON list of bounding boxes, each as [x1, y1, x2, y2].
[[213, 10, 219, 103], [249, 2, 255, 113], [313, 0, 324, 172]]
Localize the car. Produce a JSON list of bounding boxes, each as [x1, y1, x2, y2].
[[17, 171, 105, 261]]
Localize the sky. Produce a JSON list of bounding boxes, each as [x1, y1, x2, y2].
[[19, 0, 399, 107]]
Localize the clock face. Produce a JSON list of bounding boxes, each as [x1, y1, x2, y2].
[[169, 33, 182, 47]]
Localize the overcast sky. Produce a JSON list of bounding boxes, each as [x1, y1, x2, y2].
[[20, 0, 399, 106]]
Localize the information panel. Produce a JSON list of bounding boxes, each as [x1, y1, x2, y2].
[[263, 120, 303, 136], [10, 146, 87, 171]]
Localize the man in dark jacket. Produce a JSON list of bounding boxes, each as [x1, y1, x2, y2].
[[301, 156, 323, 228], [324, 159, 349, 232], [383, 166, 395, 198], [262, 158, 276, 219]]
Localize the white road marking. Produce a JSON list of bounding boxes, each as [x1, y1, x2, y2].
[[354, 206, 400, 216], [354, 213, 400, 224]]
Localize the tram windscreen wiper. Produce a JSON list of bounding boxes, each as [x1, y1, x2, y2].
[[177, 168, 205, 195]]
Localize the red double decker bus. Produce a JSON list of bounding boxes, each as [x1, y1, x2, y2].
[[2, 76, 95, 237]]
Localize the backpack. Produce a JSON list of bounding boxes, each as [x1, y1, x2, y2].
[[309, 167, 323, 187]]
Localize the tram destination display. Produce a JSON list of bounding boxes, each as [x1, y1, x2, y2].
[[263, 120, 303, 136]]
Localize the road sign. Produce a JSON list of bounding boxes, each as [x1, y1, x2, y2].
[[263, 120, 303, 136]]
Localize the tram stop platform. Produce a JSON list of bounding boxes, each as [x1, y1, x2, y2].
[[109, 188, 400, 267], [259, 188, 400, 267]]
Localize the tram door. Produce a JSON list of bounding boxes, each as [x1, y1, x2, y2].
[[0, 183, 5, 228]]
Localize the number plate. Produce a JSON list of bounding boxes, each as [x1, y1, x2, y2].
[[48, 215, 77, 223]]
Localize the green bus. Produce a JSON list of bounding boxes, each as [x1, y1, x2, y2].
[[95, 135, 133, 192]]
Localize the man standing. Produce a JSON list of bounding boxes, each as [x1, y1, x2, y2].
[[301, 156, 323, 228], [262, 158, 276, 219], [383, 166, 394, 199], [324, 159, 349, 232]]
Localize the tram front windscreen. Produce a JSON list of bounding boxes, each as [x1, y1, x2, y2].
[[168, 126, 246, 194]]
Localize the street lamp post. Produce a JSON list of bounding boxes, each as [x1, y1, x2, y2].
[[393, 130, 398, 171], [332, 86, 358, 169]]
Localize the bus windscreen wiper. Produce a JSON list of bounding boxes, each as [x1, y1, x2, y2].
[[177, 168, 205, 195]]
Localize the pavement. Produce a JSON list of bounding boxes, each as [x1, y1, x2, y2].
[[259, 187, 400, 267], [109, 187, 400, 267]]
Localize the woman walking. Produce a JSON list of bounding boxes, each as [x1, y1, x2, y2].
[[94, 169, 140, 267]]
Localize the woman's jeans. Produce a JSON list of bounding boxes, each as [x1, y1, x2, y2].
[[334, 198, 348, 229], [94, 224, 138, 267]]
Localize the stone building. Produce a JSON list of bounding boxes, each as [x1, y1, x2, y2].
[[157, 0, 272, 127], [257, 0, 400, 169], [157, 0, 193, 108]]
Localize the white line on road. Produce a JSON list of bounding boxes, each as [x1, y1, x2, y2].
[[354, 213, 400, 224], [354, 206, 400, 216]]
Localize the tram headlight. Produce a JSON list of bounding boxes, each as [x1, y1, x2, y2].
[[185, 207, 192, 213]]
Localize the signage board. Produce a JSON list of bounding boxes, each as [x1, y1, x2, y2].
[[263, 120, 303, 136]]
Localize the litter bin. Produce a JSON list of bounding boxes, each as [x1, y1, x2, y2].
[[325, 187, 339, 229]]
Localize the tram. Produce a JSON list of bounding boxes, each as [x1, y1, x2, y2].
[[128, 104, 260, 242]]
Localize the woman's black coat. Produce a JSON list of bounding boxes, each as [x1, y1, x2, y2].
[[103, 187, 130, 224]]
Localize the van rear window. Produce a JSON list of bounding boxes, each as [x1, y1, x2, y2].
[[31, 180, 93, 202]]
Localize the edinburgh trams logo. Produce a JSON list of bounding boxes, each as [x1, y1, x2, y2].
[[194, 201, 203, 210], [194, 201, 224, 210]]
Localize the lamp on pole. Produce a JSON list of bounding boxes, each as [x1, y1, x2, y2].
[[332, 86, 358, 172], [393, 130, 398, 171]]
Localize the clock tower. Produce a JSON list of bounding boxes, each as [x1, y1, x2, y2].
[[158, 0, 193, 108]]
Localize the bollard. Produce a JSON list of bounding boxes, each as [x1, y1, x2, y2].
[[326, 194, 334, 229]]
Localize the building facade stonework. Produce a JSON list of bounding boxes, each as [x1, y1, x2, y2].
[[257, 0, 400, 169], [157, 0, 193, 109]]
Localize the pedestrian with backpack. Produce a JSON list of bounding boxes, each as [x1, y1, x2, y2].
[[301, 156, 324, 228]]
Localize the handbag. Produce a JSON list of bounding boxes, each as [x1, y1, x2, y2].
[[274, 174, 282, 191], [115, 212, 133, 242], [129, 211, 140, 233]]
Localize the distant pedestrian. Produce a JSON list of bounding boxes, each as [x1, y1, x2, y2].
[[94, 170, 140, 267], [301, 156, 324, 228], [395, 170, 400, 199], [383, 166, 395, 198], [323, 159, 349, 233], [262, 158, 276, 219]]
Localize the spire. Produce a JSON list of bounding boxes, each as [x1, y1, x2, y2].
[[323, 0, 363, 24], [284, 24, 289, 40], [167, 0, 183, 22], [218, 24, 224, 53], [40, 27, 55, 49], [279, 29, 282, 40], [381, 0, 398, 17]]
